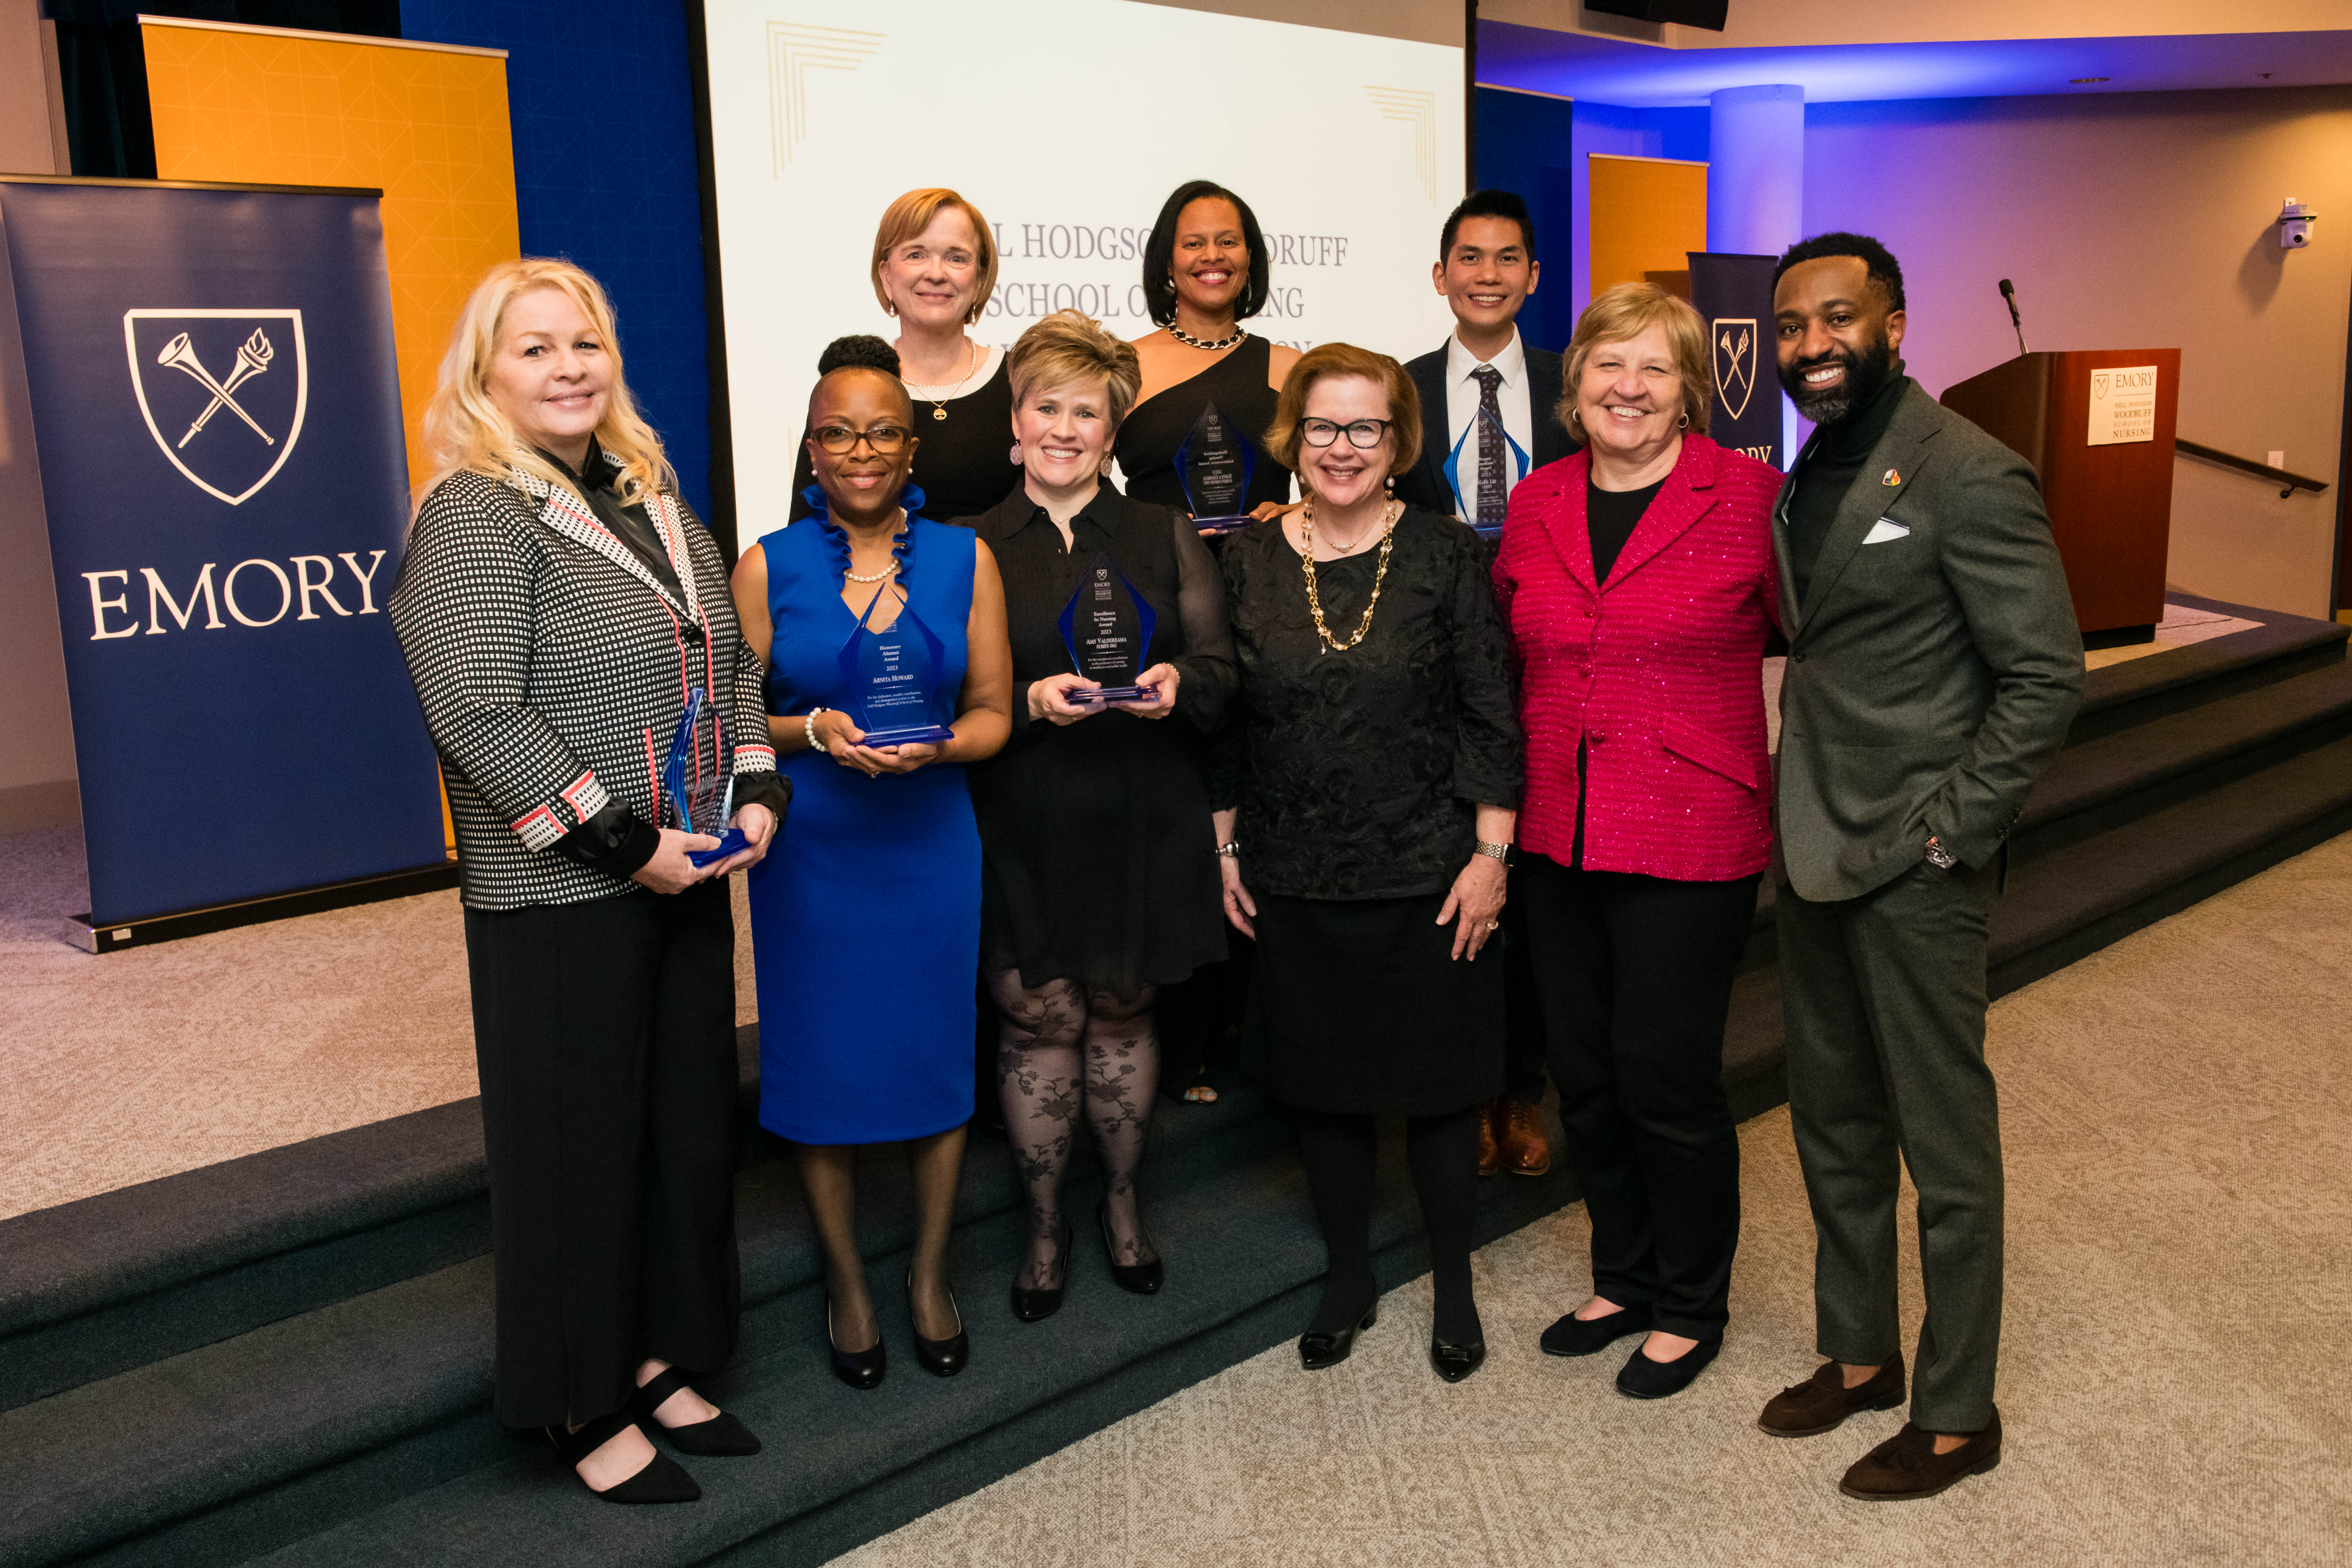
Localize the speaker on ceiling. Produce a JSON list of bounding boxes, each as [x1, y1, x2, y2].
[[1583, 0, 1730, 29]]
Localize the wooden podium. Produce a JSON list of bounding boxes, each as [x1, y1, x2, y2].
[[1940, 349, 2180, 646]]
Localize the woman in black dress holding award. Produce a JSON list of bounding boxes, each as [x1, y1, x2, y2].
[[1117, 181, 1299, 529], [967, 311, 1236, 1319], [1212, 344, 1522, 1384], [789, 187, 1018, 523]]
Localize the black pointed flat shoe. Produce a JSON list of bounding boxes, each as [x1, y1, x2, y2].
[[1010, 1218, 1071, 1323], [827, 1296, 887, 1391], [546, 1409, 701, 1504], [1429, 1336, 1487, 1383], [630, 1366, 760, 1456], [1097, 1198, 1163, 1295], [1539, 1301, 1654, 1358], [1616, 1335, 1721, 1400], [1299, 1302, 1378, 1370], [907, 1270, 970, 1377]]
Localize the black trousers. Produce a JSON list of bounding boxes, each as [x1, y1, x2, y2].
[[1517, 852, 1758, 1339], [1498, 884, 1548, 1103], [463, 880, 742, 1429]]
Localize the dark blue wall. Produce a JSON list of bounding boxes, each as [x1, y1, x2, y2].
[[400, 0, 715, 523], [1471, 87, 1577, 356]]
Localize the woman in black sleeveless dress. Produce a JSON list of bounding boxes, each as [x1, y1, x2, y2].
[[1114, 181, 1299, 521]]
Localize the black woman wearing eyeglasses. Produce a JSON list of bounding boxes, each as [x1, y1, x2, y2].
[[729, 335, 1013, 1391], [1209, 344, 1522, 1384]]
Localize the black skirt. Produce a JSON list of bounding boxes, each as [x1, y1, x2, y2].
[[1241, 890, 1503, 1116]]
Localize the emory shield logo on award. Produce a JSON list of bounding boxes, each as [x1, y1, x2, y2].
[[1712, 319, 1758, 422], [2092, 370, 2111, 400], [123, 309, 309, 505]]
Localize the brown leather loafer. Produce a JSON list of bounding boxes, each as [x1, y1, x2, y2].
[[1758, 1352, 1906, 1437], [1499, 1097, 1551, 1177], [1839, 1408, 2001, 1501], [1476, 1098, 1503, 1177]]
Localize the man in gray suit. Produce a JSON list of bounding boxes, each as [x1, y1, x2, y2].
[[1756, 233, 2081, 1501]]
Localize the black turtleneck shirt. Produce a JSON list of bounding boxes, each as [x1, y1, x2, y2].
[[1786, 365, 1910, 607]]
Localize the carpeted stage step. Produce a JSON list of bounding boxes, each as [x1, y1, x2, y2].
[[4, 596, 2346, 1568]]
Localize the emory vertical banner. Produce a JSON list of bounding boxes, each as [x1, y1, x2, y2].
[[0, 179, 445, 927], [1687, 251, 1783, 470]]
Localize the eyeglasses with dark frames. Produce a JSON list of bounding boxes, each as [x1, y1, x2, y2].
[[1300, 417, 1392, 450], [811, 423, 912, 455]]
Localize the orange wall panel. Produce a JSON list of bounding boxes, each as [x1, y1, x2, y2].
[[1587, 154, 1708, 300], [142, 21, 519, 494]]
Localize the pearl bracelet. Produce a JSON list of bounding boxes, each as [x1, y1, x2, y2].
[[804, 707, 828, 753]]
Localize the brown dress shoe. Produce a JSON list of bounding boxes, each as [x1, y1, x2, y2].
[[1840, 1409, 2001, 1501], [1757, 1352, 1906, 1437], [1475, 1098, 1502, 1177], [1498, 1097, 1550, 1176]]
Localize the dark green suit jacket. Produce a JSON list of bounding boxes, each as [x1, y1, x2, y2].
[[1773, 380, 2083, 902]]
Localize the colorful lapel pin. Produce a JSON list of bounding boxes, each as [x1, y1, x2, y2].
[[1882, 468, 1903, 486]]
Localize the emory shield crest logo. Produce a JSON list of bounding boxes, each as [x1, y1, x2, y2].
[[123, 309, 309, 505], [2092, 370, 2111, 400], [1712, 318, 1758, 423]]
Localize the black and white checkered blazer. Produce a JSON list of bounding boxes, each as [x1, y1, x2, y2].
[[390, 461, 779, 910]]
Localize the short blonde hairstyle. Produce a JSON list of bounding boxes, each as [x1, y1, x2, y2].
[[871, 188, 999, 324], [1557, 281, 1713, 436], [1266, 342, 1423, 477], [421, 258, 677, 504], [1007, 310, 1143, 427]]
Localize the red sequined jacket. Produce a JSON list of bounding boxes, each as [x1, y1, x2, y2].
[[1492, 434, 1783, 881]]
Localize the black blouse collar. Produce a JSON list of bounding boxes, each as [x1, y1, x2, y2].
[[986, 480, 1130, 544]]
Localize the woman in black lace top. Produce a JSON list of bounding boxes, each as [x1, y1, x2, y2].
[[1212, 344, 1522, 1386], [967, 311, 1238, 1322]]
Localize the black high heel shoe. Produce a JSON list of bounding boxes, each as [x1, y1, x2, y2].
[[1429, 1335, 1487, 1383], [907, 1269, 970, 1376], [1298, 1302, 1378, 1370], [1096, 1197, 1163, 1295], [544, 1408, 700, 1503], [826, 1295, 887, 1391], [629, 1366, 761, 1456], [1009, 1218, 1072, 1323]]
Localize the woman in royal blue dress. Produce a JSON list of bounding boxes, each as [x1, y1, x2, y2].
[[730, 336, 1012, 1390]]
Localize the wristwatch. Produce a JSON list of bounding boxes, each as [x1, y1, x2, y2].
[[1924, 835, 1957, 872], [1474, 839, 1513, 866]]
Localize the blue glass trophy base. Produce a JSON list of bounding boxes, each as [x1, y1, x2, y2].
[[1083, 685, 1153, 704], [1189, 514, 1257, 535], [855, 723, 956, 748], [687, 827, 750, 867]]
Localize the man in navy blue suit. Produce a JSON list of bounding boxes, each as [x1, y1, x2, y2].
[[1396, 189, 1575, 1179]]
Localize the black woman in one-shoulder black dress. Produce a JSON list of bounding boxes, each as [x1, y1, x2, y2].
[[1112, 336, 1293, 517]]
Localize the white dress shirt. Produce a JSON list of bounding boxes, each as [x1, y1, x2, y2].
[[1441, 328, 1535, 521]]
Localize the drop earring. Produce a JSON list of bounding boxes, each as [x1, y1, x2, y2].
[[1008, 444, 1023, 465]]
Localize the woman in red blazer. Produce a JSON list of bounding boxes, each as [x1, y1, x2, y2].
[[1491, 282, 1781, 1400]]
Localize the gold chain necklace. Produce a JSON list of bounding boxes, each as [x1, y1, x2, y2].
[[919, 339, 979, 422], [1300, 500, 1398, 654]]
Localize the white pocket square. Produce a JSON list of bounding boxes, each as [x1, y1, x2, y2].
[[1862, 518, 1910, 544]]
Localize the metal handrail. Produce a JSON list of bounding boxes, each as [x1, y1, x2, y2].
[[2175, 439, 2329, 499]]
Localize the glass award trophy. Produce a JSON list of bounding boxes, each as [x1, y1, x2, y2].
[[1056, 552, 1160, 703], [662, 686, 750, 866], [1169, 400, 1259, 534], [837, 583, 957, 748]]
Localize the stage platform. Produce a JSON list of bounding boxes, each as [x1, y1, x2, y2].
[[1, 592, 2347, 1567]]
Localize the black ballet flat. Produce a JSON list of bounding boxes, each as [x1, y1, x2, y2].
[[1097, 1197, 1163, 1295], [544, 1408, 700, 1504], [826, 1296, 887, 1391], [1009, 1219, 1072, 1323], [629, 1365, 761, 1456], [1299, 1303, 1378, 1371], [907, 1270, 970, 1377], [1616, 1335, 1721, 1400], [1429, 1336, 1488, 1384], [1539, 1301, 1655, 1358]]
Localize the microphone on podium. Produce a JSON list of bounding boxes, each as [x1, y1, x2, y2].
[[1998, 279, 2029, 356]]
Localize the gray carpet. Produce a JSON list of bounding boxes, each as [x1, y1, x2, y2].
[[834, 832, 2352, 1568]]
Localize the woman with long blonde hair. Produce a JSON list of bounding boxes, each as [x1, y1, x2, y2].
[[390, 258, 788, 1504]]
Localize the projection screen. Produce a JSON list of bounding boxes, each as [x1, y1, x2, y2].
[[701, 0, 1466, 547]]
